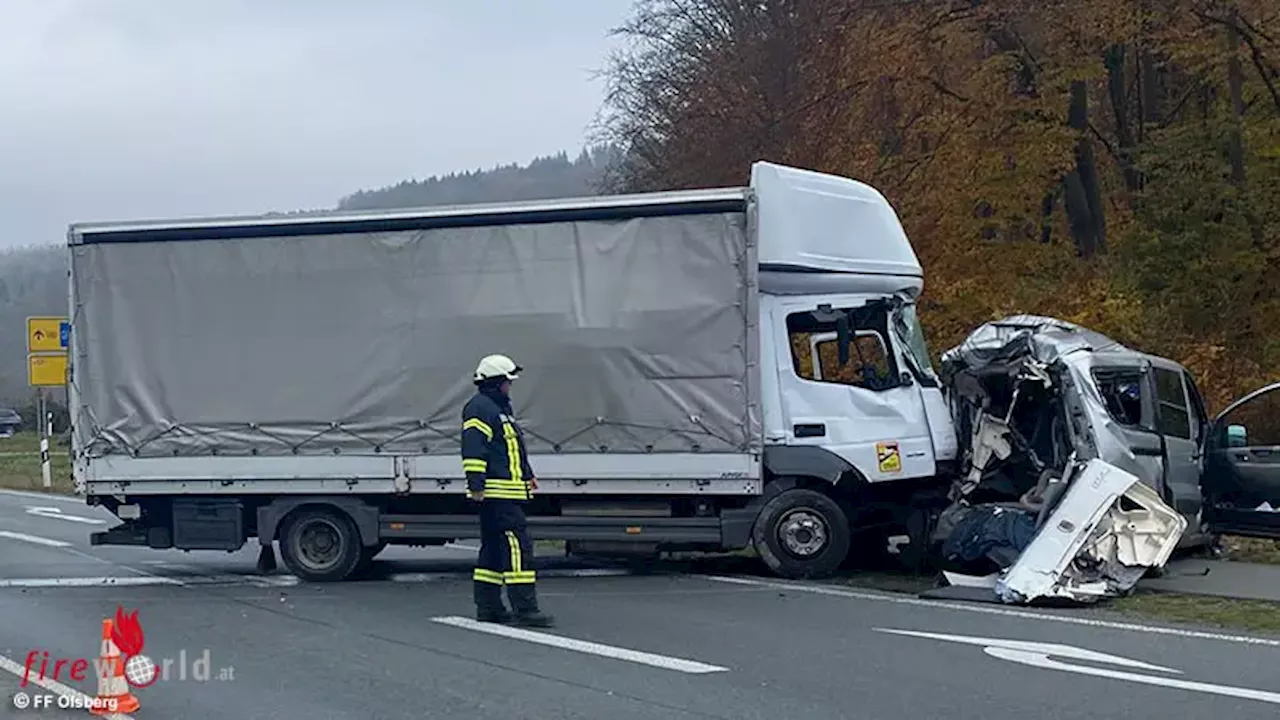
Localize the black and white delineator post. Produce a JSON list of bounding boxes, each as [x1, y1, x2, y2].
[[39, 390, 52, 489]]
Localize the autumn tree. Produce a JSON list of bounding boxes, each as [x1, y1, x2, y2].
[[599, 0, 1280, 407]]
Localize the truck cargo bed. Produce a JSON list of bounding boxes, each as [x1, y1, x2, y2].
[[68, 189, 762, 493]]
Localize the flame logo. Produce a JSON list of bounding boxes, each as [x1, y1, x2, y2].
[[111, 606, 145, 658]]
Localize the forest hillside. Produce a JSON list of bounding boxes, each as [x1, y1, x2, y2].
[[596, 0, 1279, 409]]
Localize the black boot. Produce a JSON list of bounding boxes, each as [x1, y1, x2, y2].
[[478, 609, 514, 624], [474, 581, 512, 624], [507, 583, 555, 628]]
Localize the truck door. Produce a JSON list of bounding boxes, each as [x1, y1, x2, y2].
[[774, 297, 936, 481], [1203, 382, 1280, 540]]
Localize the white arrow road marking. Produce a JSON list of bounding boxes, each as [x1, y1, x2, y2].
[[25, 505, 107, 524], [878, 628, 1280, 706], [878, 629, 1180, 672], [0, 530, 71, 548], [703, 575, 1280, 648]]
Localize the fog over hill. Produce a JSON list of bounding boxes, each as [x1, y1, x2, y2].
[[0, 146, 619, 410]]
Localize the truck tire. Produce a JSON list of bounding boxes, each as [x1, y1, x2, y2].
[[752, 488, 851, 579], [279, 507, 362, 582]]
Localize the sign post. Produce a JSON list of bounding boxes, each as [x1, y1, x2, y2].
[[27, 316, 69, 490]]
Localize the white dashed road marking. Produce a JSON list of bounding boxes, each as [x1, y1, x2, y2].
[[431, 615, 729, 674], [0, 530, 71, 548], [0, 489, 82, 503], [0, 576, 184, 589]]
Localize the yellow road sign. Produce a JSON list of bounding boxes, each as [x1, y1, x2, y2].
[[27, 316, 69, 353], [28, 353, 68, 387]]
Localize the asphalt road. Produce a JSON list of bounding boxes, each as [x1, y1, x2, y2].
[[2, 489, 1280, 719]]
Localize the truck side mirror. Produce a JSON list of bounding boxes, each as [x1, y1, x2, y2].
[[1227, 424, 1248, 448], [836, 314, 851, 366]]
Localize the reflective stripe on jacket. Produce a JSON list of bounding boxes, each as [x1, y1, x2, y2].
[[460, 390, 534, 501]]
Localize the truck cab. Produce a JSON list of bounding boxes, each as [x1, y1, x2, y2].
[[748, 163, 959, 575], [753, 162, 956, 477]]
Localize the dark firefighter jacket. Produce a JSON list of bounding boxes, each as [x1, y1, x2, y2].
[[461, 388, 534, 501]]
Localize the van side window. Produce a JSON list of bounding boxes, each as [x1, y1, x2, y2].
[[1153, 367, 1192, 439], [786, 308, 898, 391], [1093, 369, 1144, 427]]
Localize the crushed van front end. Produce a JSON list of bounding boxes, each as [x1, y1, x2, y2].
[[930, 315, 1187, 604]]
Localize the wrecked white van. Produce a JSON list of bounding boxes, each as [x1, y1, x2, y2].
[[925, 315, 1279, 604]]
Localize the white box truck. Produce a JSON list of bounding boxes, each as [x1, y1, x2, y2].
[[68, 162, 959, 582]]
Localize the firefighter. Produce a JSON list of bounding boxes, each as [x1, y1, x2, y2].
[[461, 354, 555, 628]]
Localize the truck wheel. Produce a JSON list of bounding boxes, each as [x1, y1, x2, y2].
[[753, 488, 851, 579], [279, 508, 362, 582]]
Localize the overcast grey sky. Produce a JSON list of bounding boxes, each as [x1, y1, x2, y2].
[[0, 0, 633, 248]]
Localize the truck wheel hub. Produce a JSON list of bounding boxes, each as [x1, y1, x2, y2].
[[778, 509, 827, 557], [296, 519, 343, 568]]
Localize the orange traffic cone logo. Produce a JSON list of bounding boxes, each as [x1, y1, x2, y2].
[[90, 618, 141, 715]]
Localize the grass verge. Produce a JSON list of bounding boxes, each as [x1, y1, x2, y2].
[[1219, 535, 1280, 565], [0, 431, 74, 494], [1109, 590, 1280, 634]]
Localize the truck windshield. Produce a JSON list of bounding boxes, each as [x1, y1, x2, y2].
[[893, 302, 936, 380]]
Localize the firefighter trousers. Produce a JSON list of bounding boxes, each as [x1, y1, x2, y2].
[[473, 501, 540, 615]]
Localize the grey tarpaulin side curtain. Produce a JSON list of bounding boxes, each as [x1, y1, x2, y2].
[[70, 211, 761, 459]]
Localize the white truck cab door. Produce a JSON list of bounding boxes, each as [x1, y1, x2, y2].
[[769, 295, 940, 482]]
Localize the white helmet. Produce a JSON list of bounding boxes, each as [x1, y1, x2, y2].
[[473, 354, 522, 383]]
